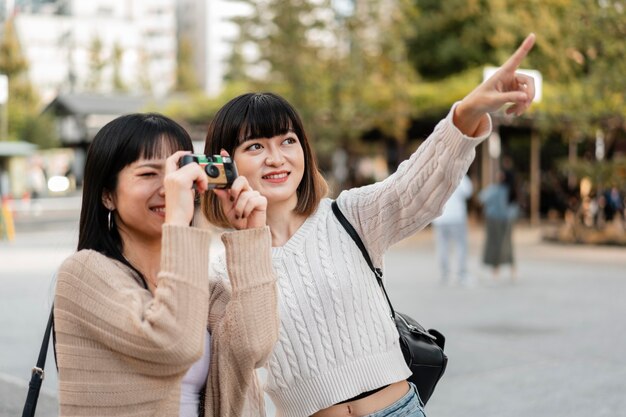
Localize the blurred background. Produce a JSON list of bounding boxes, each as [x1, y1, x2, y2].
[[0, 1, 625, 416], [0, 0, 624, 240]]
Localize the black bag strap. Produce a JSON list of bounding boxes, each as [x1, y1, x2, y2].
[[22, 306, 54, 417], [331, 201, 397, 319]]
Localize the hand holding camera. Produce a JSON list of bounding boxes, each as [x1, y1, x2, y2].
[[206, 152, 267, 230], [164, 151, 209, 226], [179, 154, 238, 189]]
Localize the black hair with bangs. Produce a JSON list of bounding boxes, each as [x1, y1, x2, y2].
[[202, 92, 328, 228], [78, 113, 193, 285], [237, 94, 298, 144]]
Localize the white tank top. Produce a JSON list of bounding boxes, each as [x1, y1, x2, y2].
[[179, 330, 211, 417]]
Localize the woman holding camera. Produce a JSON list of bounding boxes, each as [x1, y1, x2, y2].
[[202, 35, 536, 417], [54, 113, 278, 416]]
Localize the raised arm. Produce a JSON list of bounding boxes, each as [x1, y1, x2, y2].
[[205, 226, 278, 417], [337, 34, 536, 265]]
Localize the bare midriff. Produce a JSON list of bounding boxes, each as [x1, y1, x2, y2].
[[311, 380, 410, 417]]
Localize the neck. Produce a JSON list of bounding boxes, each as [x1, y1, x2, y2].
[[118, 231, 161, 291], [266, 201, 307, 247]]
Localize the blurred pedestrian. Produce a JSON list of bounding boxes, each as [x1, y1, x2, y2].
[[479, 168, 518, 280], [432, 175, 473, 286], [604, 185, 624, 222], [53, 113, 278, 417], [28, 157, 47, 199]]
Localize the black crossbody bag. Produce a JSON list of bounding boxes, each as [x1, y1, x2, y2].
[[331, 201, 448, 404]]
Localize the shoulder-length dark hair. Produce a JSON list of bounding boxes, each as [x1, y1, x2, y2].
[[202, 92, 328, 227], [78, 113, 193, 282]]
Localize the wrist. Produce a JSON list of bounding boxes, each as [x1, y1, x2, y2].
[[453, 99, 486, 137], [165, 211, 191, 227]]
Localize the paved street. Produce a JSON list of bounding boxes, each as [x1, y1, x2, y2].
[[1, 209, 625, 417]]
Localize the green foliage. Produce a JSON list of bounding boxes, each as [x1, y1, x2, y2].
[[410, 68, 481, 117], [407, 0, 575, 81], [559, 157, 626, 190], [0, 18, 57, 148], [17, 113, 60, 149], [408, 0, 626, 149], [226, 0, 420, 156], [175, 35, 200, 92], [189, 0, 626, 160], [160, 81, 255, 125], [531, 1, 626, 146]]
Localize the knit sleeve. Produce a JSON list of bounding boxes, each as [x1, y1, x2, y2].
[[336, 103, 491, 265], [54, 224, 211, 376], [205, 225, 278, 417]]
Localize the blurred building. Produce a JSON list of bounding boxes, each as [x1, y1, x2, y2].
[[177, 0, 251, 96], [5, 0, 177, 102]]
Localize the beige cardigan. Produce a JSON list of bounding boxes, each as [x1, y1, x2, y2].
[[54, 225, 278, 416]]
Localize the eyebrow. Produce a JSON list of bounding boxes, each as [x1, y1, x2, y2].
[[134, 161, 164, 169]]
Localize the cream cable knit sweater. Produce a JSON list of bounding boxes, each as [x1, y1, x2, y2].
[[54, 225, 277, 417], [211, 107, 491, 417]]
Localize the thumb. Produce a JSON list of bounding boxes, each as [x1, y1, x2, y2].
[[498, 91, 529, 106]]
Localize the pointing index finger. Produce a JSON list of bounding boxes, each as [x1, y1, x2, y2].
[[501, 33, 536, 73]]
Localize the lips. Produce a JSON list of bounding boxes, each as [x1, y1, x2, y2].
[[150, 206, 166, 216], [262, 171, 289, 180]]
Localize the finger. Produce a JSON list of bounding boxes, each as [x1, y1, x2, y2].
[[195, 170, 209, 193], [500, 33, 536, 73], [165, 150, 192, 175], [220, 148, 230, 157], [239, 191, 263, 218], [233, 191, 254, 219], [229, 176, 251, 201], [506, 98, 531, 116], [177, 162, 209, 191], [242, 195, 266, 219], [516, 73, 536, 102]]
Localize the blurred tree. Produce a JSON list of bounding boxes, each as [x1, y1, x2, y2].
[[137, 49, 152, 94], [86, 36, 105, 91], [220, 0, 626, 194], [406, 0, 573, 81], [231, 0, 327, 127], [558, 1, 625, 138], [407, 0, 626, 155], [228, 0, 419, 161], [406, 0, 495, 80], [111, 42, 127, 92], [175, 35, 200, 92], [0, 18, 58, 148]]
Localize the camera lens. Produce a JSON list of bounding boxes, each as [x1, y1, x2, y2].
[[206, 165, 220, 178]]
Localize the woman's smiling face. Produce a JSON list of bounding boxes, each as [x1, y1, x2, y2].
[[233, 130, 305, 209], [106, 154, 169, 244]]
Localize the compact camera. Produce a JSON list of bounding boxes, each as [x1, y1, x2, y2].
[[179, 154, 238, 189]]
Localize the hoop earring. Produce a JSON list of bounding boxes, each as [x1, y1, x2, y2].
[[108, 210, 113, 231]]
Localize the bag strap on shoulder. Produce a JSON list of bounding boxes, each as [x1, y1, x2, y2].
[[22, 306, 54, 417], [331, 200, 397, 319]]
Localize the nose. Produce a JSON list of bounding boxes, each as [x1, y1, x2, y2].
[[265, 147, 285, 167], [158, 183, 166, 197]]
